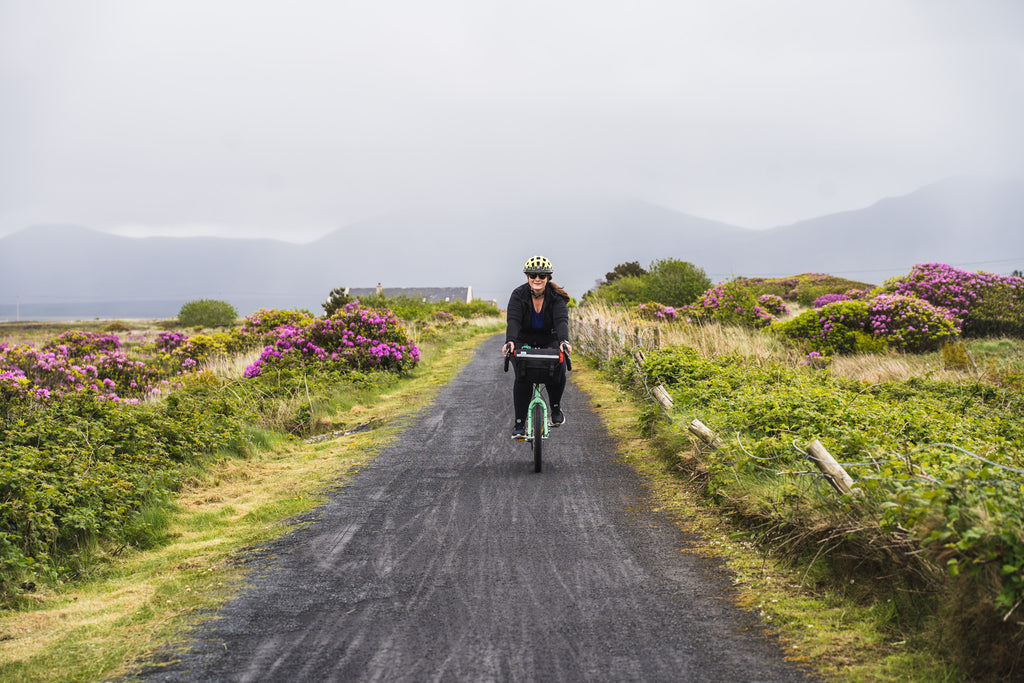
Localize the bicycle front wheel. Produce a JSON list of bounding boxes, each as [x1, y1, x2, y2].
[[532, 407, 543, 473]]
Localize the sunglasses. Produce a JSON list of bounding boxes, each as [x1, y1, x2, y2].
[[526, 272, 550, 280]]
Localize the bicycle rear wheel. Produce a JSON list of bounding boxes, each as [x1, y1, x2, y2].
[[532, 408, 543, 473]]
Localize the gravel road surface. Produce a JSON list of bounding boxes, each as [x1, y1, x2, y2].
[[139, 334, 813, 682]]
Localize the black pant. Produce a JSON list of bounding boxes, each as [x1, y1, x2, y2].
[[513, 362, 566, 424]]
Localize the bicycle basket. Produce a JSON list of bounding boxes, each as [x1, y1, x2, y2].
[[514, 347, 563, 383]]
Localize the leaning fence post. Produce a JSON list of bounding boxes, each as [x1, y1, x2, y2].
[[806, 439, 857, 495], [652, 385, 673, 410], [688, 419, 723, 450]]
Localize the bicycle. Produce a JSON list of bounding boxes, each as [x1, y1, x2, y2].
[[503, 345, 571, 473]]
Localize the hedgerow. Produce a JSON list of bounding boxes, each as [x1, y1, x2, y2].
[[0, 384, 247, 594], [634, 344, 1024, 677], [0, 299, 433, 603]]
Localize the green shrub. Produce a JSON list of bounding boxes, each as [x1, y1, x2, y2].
[[582, 259, 710, 307], [644, 258, 712, 307], [583, 275, 647, 305], [774, 299, 871, 354], [178, 299, 239, 328], [0, 385, 247, 600]]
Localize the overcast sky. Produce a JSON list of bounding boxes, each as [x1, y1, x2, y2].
[[2, 1, 1022, 242]]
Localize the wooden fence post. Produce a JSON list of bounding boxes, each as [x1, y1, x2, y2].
[[652, 385, 673, 410], [688, 419, 724, 450], [806, 439, 857, 495]]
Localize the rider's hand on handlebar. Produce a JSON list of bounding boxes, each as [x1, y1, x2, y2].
[[559, 341, 572, 355], [503, 341, 515, 356]]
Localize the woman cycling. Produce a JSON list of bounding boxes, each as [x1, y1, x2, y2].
[[503, 255, 572, 440]]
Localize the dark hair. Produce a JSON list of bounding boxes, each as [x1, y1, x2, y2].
[[549, 281, 570, 302]]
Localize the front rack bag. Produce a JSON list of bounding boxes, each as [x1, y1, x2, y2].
[[514, 346, 563, 383]]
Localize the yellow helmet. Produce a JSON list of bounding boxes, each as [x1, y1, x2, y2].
[[523, 255, 553, 274]]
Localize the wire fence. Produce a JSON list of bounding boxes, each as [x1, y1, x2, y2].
[[573, 313, 1024, 498]]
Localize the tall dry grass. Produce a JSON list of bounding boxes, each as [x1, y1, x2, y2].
[[573, 302, 978, 383]]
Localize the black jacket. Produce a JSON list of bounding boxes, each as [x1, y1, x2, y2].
[[505, 282, 570, 348]]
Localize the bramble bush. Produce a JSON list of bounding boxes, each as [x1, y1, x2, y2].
[[637, 346, 1024, 642], [0, 384, 247, 599]]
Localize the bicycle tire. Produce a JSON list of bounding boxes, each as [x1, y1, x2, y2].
[[532, 407, 543, 473]]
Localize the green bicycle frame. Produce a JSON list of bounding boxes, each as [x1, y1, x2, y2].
[[525, 384, 549, 442]]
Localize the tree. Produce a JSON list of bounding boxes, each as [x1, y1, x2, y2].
[[643, 259, 711, 307], [177, 299, 238, 327], [604, 261, 647, 285], [322, 287, 354, 316]]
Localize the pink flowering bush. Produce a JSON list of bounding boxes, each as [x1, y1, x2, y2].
[[758, 294, 788, 317], [775, 294, 958, 354], [0, 339, 167, 405], [243, 302, 420, 378], [743, 274, 875, 306], [684, 280, 778, 328], [881, 263, 1024, 337], [240, 308, 315, 341], [865, 294, 960, 352], [42, 330, 122, 358], [811, 289, 870, 308], [154, 331, 189, 353], [636, 302, 678, 322]]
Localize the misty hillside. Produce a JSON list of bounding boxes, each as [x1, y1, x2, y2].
[[1, 177, 1021, 319]]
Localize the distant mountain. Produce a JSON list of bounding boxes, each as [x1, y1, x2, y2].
[[722, 176, 1024, 280], [1, 177, 1021, 320]]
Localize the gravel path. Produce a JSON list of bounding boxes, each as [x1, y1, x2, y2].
[[138, 334, 813, 682]]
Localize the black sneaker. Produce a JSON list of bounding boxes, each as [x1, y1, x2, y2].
[[512, 422, 526, 440], [550, 406, 565, 426]]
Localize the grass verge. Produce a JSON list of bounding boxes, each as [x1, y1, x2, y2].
[[0, 322, 503, 682], [569, 358, 959, 682]]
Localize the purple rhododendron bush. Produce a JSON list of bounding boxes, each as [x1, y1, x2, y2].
[[773, 263, 1023, 356], [881, 262, 1024, 337], [774, 293, 960, 355], [0, 302, 422, 603], [682, 280, 787, 328], [741, 273, 874, 306], [243, 302, 419, 379]]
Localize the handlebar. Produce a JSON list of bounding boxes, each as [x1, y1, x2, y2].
[[503, 346, 572, 373]]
